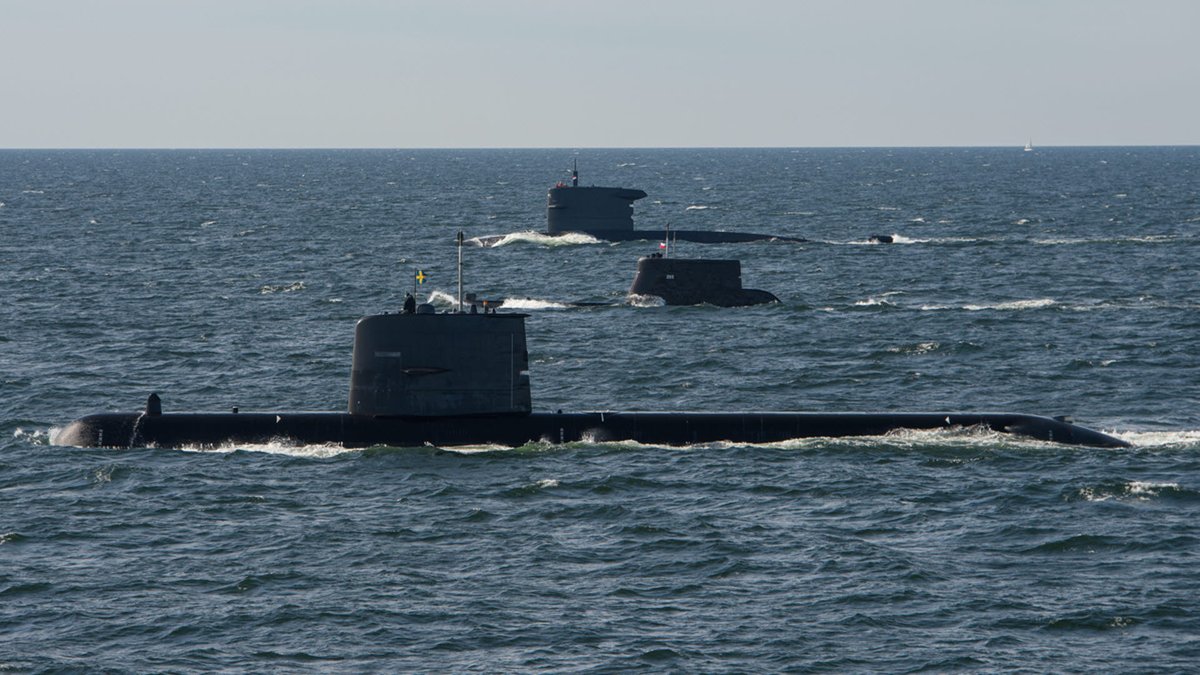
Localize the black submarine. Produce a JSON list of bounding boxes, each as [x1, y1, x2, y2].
[[466, 254, 776, 309], [57, 237, 1128, 450], [629, 253, 777, 307], [56, 307, 1129, 450], [475, 163, 804, 246]]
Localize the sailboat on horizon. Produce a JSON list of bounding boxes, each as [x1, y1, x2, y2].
[[1024, 139, 1034, 152]]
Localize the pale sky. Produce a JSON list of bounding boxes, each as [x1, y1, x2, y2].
[[3, 0, 1197, 148]]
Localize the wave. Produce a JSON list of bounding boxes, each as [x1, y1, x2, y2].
[[685, 205, 711, 211], [16, 427, 53, 445], [885, 341, 941, 356], [498, 297, 571, 310], [964, 298, 1057, 311], [627, 294, 666, 308], [1033, 234, 1184, 246], [259, 281, 305, 294], [920, 298, 1058, 312], [469, 231, 602, 248], [853, 297, 898, 308], [1070, 480, 1199, 503], [421, 291, 582, 311], [1111, 429, 1200, 448], [839, 233, 932, 245], [424, 290, 458, 307]]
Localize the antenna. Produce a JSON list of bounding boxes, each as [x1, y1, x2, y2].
[[663, 222, 670, 258], [456, 231, 464, 313]]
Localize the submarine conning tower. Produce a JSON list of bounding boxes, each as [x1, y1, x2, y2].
[[629, 257, 779, 307], [348, 311, 531, 417], [546, 166, 647, 235]]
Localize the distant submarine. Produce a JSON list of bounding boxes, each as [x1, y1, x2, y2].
[[629, 253, 777, 307], [57, 239, 1128, 450], [465, 253, 776, 309], [474, 163, 805, 246]]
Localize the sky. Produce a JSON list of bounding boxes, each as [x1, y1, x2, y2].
[[3, 0, 1197, 148]]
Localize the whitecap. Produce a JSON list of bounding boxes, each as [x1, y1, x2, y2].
[[1076, 480, 1188, 503], [17, 427, 53, 445], [424, 290, 458, 307], [259, 281, 306, 294], [685, 205, 711, 211], [179, 440, 354, 459], [626, 294, 666, 308], [439, 443, 516, 455], [1112, 429, 1200, 448], [470, 231, 601, 248], [963, 298, 1056, 311], [498, 297, 571, 310], [854, 297, 896, 307], [887, 341, 940, 355]]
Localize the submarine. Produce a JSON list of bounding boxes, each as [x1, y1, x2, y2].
[[57, 235, 1128, 450], [57, 308, 1129, 450], [474, 247, 778, 309], [629, 254, 778, 307], [474, 163, 805, 246]]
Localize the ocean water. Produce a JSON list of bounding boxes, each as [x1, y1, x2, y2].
[[2, 147, 1199, 671]]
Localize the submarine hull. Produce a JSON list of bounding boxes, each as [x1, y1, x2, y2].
[[56, 410, 1129, 449], [472, 229, 803, 247], [590, 229, 804, 244]]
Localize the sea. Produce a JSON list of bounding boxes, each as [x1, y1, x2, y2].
[[2, 147, 1199, 672]]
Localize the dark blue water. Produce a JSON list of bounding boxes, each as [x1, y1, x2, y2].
[[3, 148, 1199, 671]]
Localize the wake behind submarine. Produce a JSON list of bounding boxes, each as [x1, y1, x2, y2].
[[474, 163, 805, 246], [57, 237, 1128, 450]]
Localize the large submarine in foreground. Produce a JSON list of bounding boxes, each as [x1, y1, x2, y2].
[[474, 164, 805, 246], [58, 299, 1128, 451]]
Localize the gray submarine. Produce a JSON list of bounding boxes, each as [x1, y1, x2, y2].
[[475, 163, 804, 246], [58, 237, 1128, 450]]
